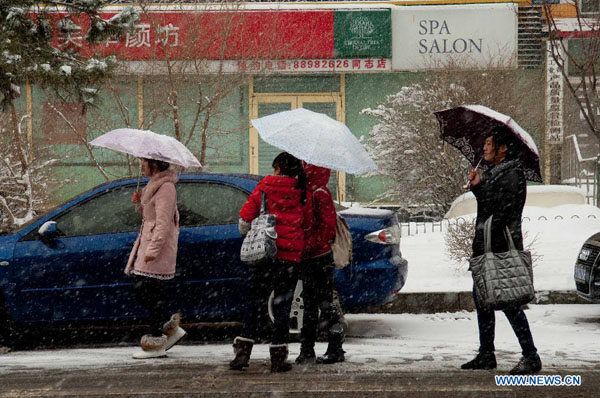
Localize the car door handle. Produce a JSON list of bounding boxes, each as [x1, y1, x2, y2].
[[0, 261, 8, 266]]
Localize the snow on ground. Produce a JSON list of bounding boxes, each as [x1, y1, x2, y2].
[[401, 204, 600, 293], [1, 305, 599, 374], [2, 201, 600, 374]]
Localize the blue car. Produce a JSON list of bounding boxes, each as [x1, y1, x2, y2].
[[0, 173, 407, 337]]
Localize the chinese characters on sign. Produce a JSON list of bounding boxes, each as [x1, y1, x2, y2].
[[122, 23, 181, 48], [57, 18, 83, 49], [125, 24, 152, 48], [56, 19, 181, 50], [235, 58, 390, 73], [546, 41, 564, 144]]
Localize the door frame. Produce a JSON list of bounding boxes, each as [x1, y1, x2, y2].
[[249, 76, 347, 201]]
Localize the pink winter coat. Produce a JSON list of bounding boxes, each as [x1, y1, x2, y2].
[[125, 169, 180, 280]]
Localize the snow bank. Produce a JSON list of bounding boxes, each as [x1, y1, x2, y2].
[[402, 204, 600, 292]]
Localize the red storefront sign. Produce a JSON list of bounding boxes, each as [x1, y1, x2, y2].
[[50, 10, 336, 60]]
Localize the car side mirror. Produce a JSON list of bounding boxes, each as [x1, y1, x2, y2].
[[38, 221, 58, 239]]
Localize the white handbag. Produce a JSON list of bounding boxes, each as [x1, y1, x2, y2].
[[240, 191, 278, 265]]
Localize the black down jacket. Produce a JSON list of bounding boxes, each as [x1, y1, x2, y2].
[[471, 159, 526, 257]]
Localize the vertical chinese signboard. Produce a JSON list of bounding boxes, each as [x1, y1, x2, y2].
[[546, 41, 564, 144]]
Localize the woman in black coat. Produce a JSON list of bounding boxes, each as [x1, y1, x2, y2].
[[462, 126, 542, 375]]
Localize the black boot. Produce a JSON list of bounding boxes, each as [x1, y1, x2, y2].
[[229, 336, 254, 370], [270, 344, 293, 373], [316, 328, 345, 364], [510, 354, 542, 375], [461, 352, 497, 370], [295, 343, 316, 364]]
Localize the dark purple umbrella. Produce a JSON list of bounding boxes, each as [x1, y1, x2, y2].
[[434, 104, 542, 182]]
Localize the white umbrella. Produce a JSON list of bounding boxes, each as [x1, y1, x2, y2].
[[251, 108, 377, 175], [90, 128, 201, 169]]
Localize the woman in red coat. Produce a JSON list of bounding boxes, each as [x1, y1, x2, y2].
[[295, 163, 345, 365], [230, 152, 306, 373]]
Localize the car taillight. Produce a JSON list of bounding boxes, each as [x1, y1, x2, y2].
[[365, 224, 401, 245]]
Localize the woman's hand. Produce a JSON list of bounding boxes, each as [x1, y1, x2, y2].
[[144, 254, 156, 263], [238, 218, 251, 236], [132, 191, 141, 203], [468, 169, 481, 187]]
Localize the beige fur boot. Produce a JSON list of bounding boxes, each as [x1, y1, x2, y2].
[[133, 334, 168, 359], [162, 313, 187, 351]]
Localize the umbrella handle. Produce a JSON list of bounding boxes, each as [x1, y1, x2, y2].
[[136, 169, 141, 193], [462, 158, 483, 190]]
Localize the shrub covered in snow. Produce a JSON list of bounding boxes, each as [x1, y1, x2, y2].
[[0, 113, 56, 233], [362, 70, 544, 217]]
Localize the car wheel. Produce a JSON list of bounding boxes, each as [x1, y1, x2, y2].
[[267, 280, 304, 335], [267, 282, 348, 337]]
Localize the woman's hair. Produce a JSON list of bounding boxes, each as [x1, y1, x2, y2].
[[145, 159, 170, 172], [272, 152, 307, 204], [488, 126, 519, 160]]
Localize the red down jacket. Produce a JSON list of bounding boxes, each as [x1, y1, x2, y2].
[[303, 164, 337, 259], [239, 175, 305, 263]]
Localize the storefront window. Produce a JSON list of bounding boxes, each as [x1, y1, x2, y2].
[[254, 75, 340, 93]]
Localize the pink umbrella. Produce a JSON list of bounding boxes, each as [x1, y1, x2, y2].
[[90, 128, 201, 169], [434, 105, 542, 182]]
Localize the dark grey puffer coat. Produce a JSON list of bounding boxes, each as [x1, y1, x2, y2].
[[471, 159, 526, 257]]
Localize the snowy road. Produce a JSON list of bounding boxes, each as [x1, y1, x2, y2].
[[1, 305, 599, 397], [1, 305, 599, 373]]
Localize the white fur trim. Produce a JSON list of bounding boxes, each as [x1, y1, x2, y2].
[[269, 344, 288, 348], [234, 336, 255, 344]]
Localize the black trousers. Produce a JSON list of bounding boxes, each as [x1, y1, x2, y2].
[[300, 252, 341, 346], [473, 284, 537, 358], [240, 259, 298, 345], [133, 276, 169, 337]]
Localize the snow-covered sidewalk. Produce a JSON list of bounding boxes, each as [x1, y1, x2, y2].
[[1, 305, 599, 374], [400, 204, 600, 293]]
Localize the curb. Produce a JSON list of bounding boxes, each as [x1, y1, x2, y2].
[[361, 290, 591, 314]]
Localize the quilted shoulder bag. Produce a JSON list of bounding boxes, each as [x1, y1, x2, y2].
[[240, 191, 278, 264], [469, 216, 535, 311]]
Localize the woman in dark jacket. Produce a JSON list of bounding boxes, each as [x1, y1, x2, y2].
[[230, 152, 306, 373], [462, 127, 541, 375], [295, 163, 345, 365]]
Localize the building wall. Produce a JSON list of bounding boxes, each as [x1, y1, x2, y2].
[[6, 2, 543, 207]]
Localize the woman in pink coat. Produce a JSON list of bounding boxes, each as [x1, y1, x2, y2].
[[124, 158, 186, 359]]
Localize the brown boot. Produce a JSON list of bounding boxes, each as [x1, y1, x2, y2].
[[229, 336, 254, 370], [270, 344, 292, 373]]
